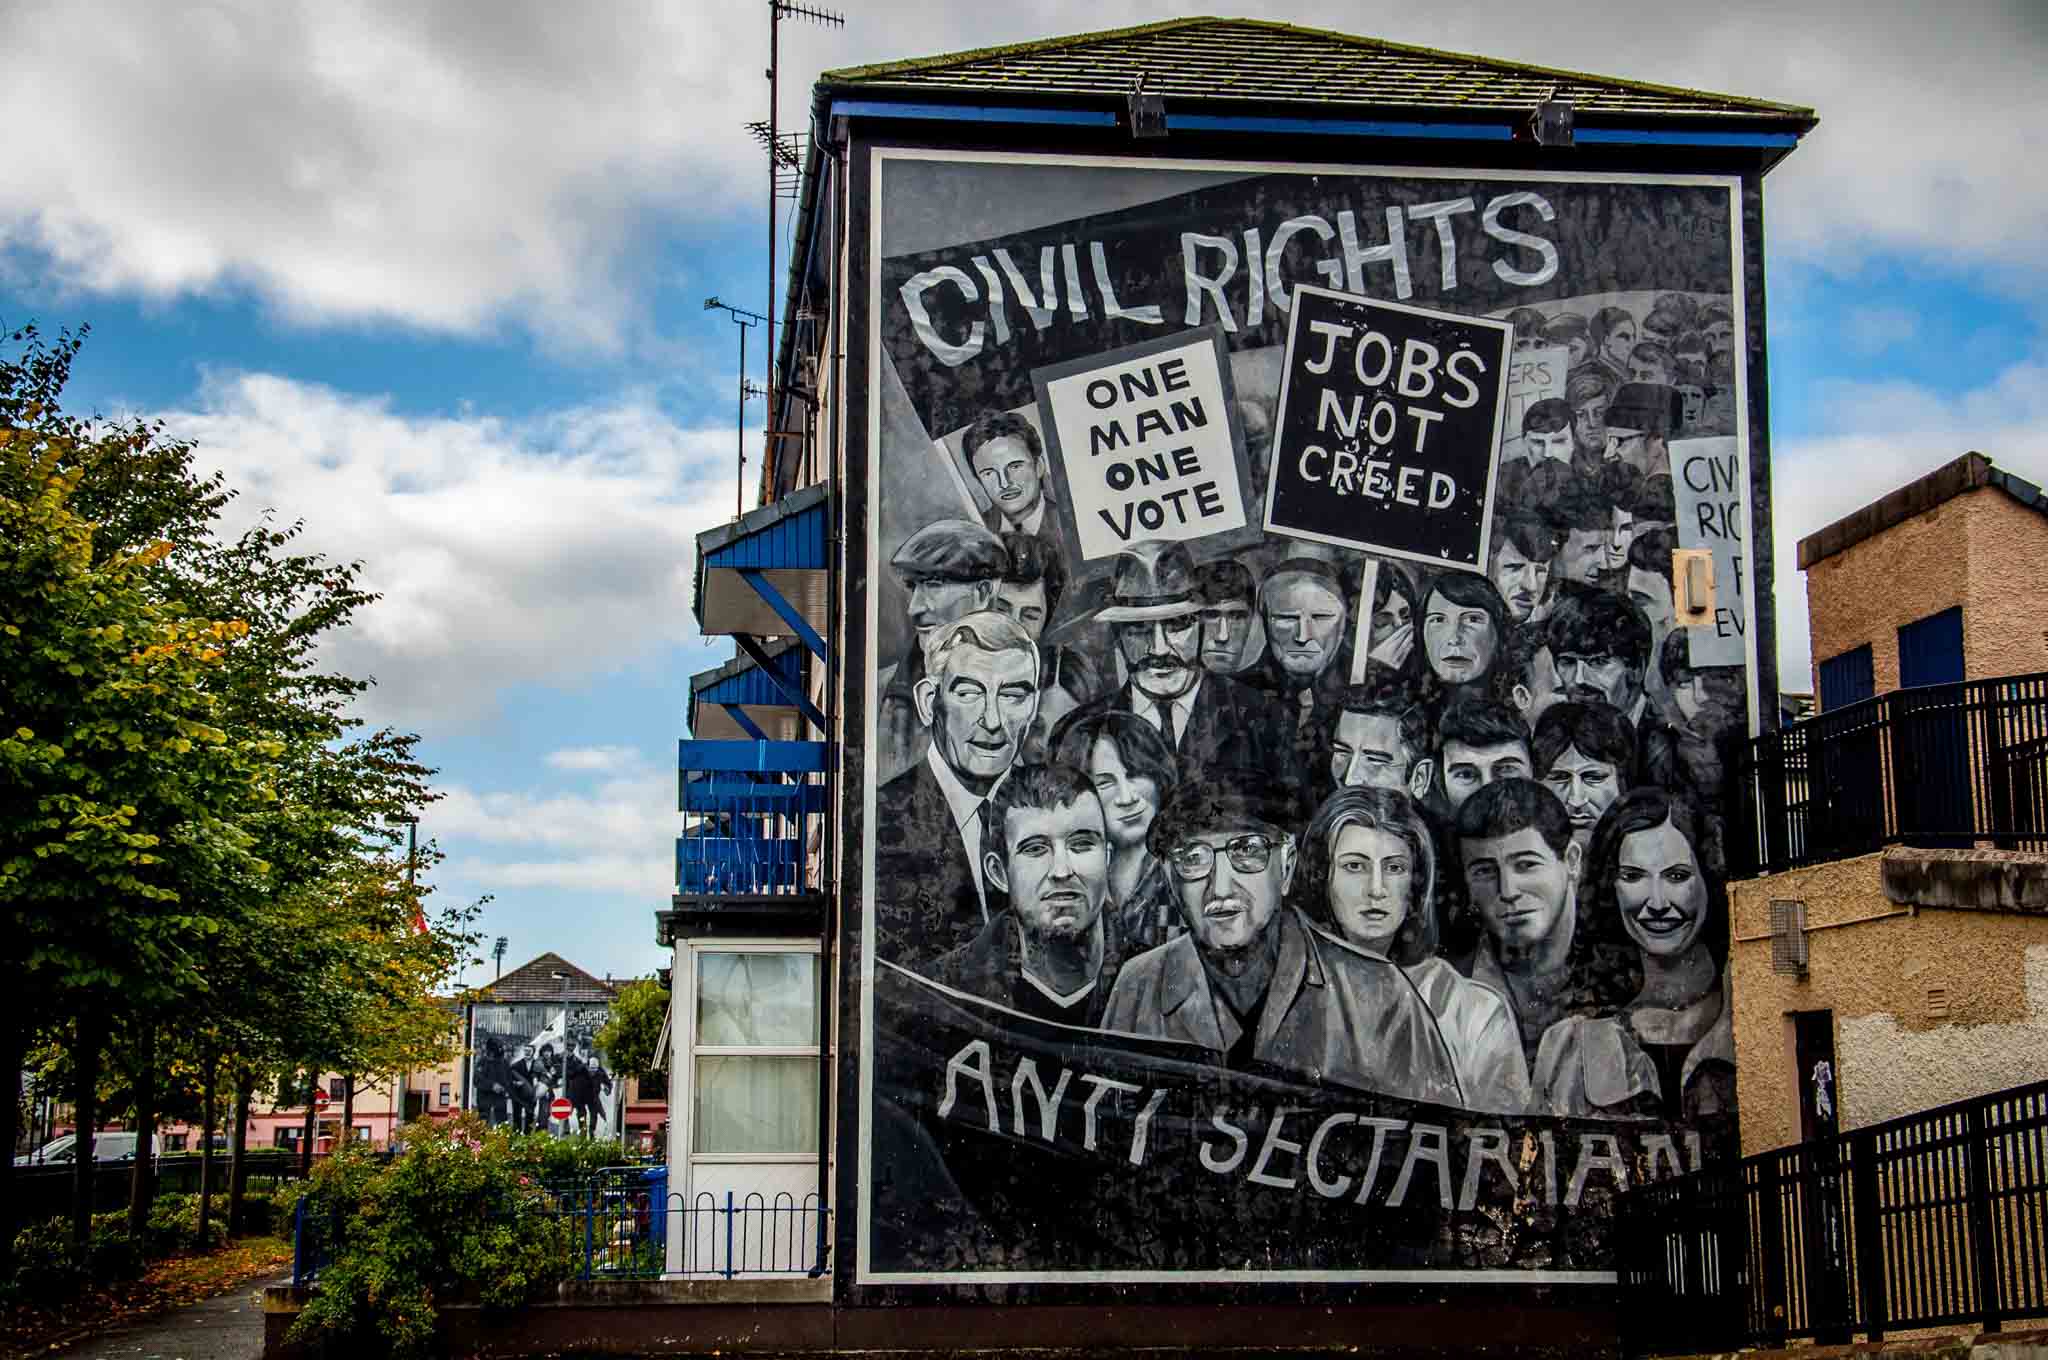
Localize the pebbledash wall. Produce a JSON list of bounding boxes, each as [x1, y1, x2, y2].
[[816, 20, 1813, 1343], [1728, 852, 2048, 1155]]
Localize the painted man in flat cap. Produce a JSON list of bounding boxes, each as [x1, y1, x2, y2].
[[1101, 769, 1461, 1105], [1056, 541, 1295, 790], [876, 518, 1012, 786]]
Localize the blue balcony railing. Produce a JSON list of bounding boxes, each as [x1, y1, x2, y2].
[[677, 739, 828, 897]]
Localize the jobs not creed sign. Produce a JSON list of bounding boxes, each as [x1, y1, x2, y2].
[[1263, 285, 1511, 573]]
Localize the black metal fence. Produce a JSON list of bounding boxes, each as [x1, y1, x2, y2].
[[292, 1175, 828, 1286], [1734, 672, 2048, 876], [1616, 1078, 2048, 1355], [11, 1149, 303, 1223]]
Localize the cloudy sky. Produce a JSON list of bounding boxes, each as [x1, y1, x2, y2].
[[3, 1, 2042, 983]]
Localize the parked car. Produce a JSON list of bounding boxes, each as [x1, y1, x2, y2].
[[14, 1132, 162, 1166]]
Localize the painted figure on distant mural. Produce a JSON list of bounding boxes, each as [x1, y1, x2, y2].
[[468, 1003, 620, 1138], [864, 152, 1753, 1275]]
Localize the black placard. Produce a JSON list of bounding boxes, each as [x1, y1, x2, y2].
[[1263, 286, 1511, 573]]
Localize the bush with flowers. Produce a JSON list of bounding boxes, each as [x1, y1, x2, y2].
[[288, 1114, 577, 1358]]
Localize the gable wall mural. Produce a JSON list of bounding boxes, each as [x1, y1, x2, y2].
[[856, 148, 1760, 1284]]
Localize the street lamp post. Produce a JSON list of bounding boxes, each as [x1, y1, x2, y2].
[[388, 814, 421, 1135]]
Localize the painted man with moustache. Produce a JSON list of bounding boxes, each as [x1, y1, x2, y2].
[[930, 763, 1126, 1027], [1102, 769, 1461, 1104], [1060, 541, 1296, 789]]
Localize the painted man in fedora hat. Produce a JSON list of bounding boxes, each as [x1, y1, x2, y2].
[[1055, 541, 1296, 790]]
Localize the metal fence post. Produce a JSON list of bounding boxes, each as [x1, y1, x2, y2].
[[724, 1190, 736, 1280], [291, 1195, 307, 1287], [1757, 1154, 1789, 1348], [583, 1185, 596, 1282], [1850, 1128, 1887, 1342], [1965, 1101, 2003, 1333]]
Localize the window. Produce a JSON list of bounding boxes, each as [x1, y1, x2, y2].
[[1817, 644, 1874, 712], [164, 1132, 189, 1151], [1899, 606, 1964, 688], [438, 1082, 451, 1108], [693, 949, 820, 1155], [328, 1078, 345, 1102], [274, 1128, 301, 1150], [352, 1125, 371, 1143]]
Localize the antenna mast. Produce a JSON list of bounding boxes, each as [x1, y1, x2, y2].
[[749, 0, 842, 507]]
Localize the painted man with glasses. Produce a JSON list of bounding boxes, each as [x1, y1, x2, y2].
[[1101, 769, 1461, 1104]]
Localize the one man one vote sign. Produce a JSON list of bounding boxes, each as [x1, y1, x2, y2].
[[1034, 327, 1258, 564], [1264, 286, 1512, 573]]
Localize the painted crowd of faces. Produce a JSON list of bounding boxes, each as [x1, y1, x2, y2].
[[467, 1004, 621, 1137], [871, 289, 1748, 1135]]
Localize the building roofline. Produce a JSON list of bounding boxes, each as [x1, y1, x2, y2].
[[819, 16, 1816, 123], [1797, 452, 2048, 571]]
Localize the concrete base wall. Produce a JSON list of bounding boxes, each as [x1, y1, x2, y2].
[[264, 1287, 1618, 1357]]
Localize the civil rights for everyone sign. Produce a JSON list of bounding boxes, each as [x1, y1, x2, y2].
[[1263, 287, 1511, 572]]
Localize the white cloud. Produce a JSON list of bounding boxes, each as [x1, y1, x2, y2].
[[545, 745, 641, 773], [1769, 350, 2048, 690], [429, 768, 675, 898], [158, 372, 739, 727], [3, 2, 2042, 346]]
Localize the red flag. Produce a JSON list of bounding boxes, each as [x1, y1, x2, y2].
[[411, 904, 429, 936]]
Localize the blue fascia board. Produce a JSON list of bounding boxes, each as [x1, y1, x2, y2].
[[829, 97, 1801, 151], [1575, 127, 1799, 148], [697, 493, 830, 572], [829, 98, 1117, 128]]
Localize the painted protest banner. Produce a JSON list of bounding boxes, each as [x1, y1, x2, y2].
[[1263, 286, 1510, 573], [868, 962, 1704, 1278], [1671, 435, 1748, 666], [1033, 328, 1258, 564]]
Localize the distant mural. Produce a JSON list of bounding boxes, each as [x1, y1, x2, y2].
[[466, 1003, 621, 1138], [860, 150, 1755, 1282]]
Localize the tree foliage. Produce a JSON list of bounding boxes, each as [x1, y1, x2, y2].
[[595, 977, 669, 1085], [0, 323, 483, 1259]]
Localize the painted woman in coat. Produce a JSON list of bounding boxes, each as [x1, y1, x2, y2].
[[1532, 787, 1734, 1124], [1298, 786, 1531, 1114]]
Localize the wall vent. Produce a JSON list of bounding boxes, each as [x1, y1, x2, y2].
[[1926, 985, 1950, 1019], [1770, 899, 1809, 976]]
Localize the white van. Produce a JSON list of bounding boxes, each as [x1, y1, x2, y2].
[[13, 1132, 161, 1166]]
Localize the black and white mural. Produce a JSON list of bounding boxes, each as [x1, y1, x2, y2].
[[467, 1003, 622, 1138], [859, 151, 1756, 1283]]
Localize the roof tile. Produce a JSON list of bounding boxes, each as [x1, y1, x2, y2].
[[822, 17, 1813, 122]]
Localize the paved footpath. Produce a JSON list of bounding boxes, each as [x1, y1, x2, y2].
[[47, 1274, 290, 1360]]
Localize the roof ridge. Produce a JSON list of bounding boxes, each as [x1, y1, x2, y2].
[[820, 15, 1814, 121]]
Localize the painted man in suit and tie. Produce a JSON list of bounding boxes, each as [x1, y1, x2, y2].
[[1101, 769, 1461, 1104], [874, 612, 1040, 969], [1057, 541, 1296, 789]]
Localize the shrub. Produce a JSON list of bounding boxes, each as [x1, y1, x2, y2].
[[288, 1116, 576, 1359], [5, 1218, 86, 1300], [504, 1131, 631, 1185]]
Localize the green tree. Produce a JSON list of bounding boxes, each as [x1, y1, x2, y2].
[[0, 415, 273, 1251], [596, 977, 670, 1087]]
